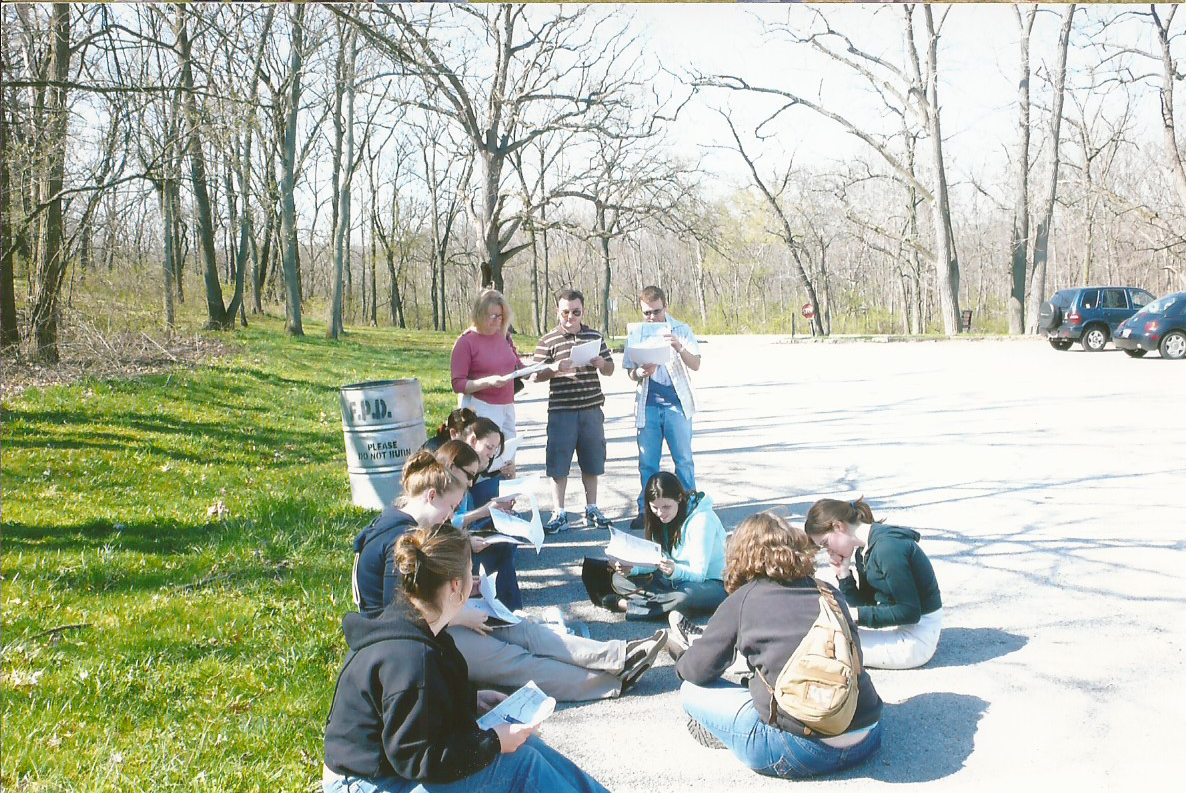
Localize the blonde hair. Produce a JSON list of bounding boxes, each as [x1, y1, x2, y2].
[[393, 523, 471, 609], [724, 512, 817, 593], [398, 450, 465, 505], [471, 289, 512, 337]]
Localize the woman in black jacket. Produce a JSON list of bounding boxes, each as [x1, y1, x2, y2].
[[677, 513, 883, 779], [323, 522, 612, 793], [805, 497, 943, 669]]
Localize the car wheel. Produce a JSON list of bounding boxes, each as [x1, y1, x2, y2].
[[1081, 325, 1109, 352], [1124, 349, 1147, 358], [1048, 339, 1072, 351], [1159, 330, 1186, 360]]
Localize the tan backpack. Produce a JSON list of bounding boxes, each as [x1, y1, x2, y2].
[[753, 582, 861, 737]]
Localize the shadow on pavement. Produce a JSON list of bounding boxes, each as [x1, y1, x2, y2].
[[925, 627, 1027, 668], [839, 692, 988, 783]]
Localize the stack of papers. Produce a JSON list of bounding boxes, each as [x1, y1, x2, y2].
[[476, 681, 556, 731]]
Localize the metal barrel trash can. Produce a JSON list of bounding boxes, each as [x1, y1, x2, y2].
[[340, 378, 428, 511]]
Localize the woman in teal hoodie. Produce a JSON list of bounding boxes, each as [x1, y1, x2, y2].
[[600, 472, 727, 621], [805, 497, 943, 669]]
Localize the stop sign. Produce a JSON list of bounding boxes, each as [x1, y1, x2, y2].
[[802, 303, 815, 319]]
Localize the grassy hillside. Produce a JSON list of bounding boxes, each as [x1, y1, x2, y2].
[[1, 318, 465, 791]]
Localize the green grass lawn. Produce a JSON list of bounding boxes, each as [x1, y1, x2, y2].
[[1, 317, 468, 791]]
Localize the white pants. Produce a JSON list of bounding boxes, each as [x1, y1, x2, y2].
[[460, 395, 517, 440], [858, 608, 943, 670]]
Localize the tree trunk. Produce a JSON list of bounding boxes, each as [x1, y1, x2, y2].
[[694, 237, 708, 326], [279, 4, 306, 337], [29, 3, 71, 362], [923, 6, 961, 335], [175, 7, 229, 330], [0, 100, 18, 349], [1152, 6, 1186, 214], [158, 179, 177, 331], [597, 204, 612, 338], [1008, 7, 1035, 335], [1026, 5, 1074, 333], [328, 26, 356, 340]]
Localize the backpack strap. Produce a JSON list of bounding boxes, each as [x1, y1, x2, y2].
[[751, 581, 862, 730], [815, 580, 861, 676]]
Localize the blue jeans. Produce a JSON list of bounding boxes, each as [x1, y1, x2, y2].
[[323, 736, 610, 793], [636, 403, 695, 513], [680, 680, 882, 779], [472, 541, 522, 611]]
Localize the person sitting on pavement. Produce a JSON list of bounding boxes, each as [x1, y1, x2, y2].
[[435, 438, 523, 611], [322, 522, 616, 793], [421, 406, 478, 453], [352, 451, 467, 616], [677, 512, 884, 779], [804, 496, 943, 669], [532, 289, 616, 535], [594, 471, 727, 621]]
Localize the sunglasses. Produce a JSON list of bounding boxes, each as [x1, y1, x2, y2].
[[642, 308, 664, 318], [487, 313, 504, 322], [559, 309, 583, 317]]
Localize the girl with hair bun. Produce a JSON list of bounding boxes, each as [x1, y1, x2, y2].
[[352, 451, 466, 616], [422, 407, 479, 453], [804, 496, 943, 670], [677, 512, 884, 780], [324, 523, 613, 793]]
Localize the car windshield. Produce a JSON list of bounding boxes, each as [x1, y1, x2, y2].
[[1137, 295, 1180, 315]]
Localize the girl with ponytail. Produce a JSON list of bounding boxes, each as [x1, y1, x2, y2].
[[804, 496, 943, 669], [324, 522, 612, 793]]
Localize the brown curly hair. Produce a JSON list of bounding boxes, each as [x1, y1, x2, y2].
[[723, 512, 817, 594]]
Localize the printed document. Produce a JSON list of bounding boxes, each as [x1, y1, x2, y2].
[[489, 492, 544, 552], [606, 527, 665, 566], [569, 338, 602, 367], [477, 681, 556, 731], [471, 572, 520, 626]]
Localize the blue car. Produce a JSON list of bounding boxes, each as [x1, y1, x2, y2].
[[1113, 292, 1186, 360], [1038, 286, 1156, 352]]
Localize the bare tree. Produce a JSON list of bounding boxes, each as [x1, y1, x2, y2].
[[331, 3, 646, 293], [1026, 5, 1076, 333], [1008, 5, 1037, 334]]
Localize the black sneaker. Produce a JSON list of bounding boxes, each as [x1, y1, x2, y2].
[[628, 514, 646, 532], [687, 717, 726, 749]]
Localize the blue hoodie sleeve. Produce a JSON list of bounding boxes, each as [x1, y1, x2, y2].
[[670, 505, 724, 584]]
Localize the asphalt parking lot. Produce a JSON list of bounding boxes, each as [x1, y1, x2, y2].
[[505, 335, 1186, 791]]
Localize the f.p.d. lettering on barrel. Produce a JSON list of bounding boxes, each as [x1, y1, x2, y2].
[[340, 379, 428, 511]]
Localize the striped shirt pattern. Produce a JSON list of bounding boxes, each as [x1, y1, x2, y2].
[[533, 325, 612, 412]]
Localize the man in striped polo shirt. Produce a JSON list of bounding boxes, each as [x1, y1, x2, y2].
[[532, 289, 615, 534]]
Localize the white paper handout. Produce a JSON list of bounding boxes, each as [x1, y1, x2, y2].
[[471, 572, 520, 626], [606, 527, 665, 566], [568, 338, 602, 368], [511, 361, 549, 380], [488, 436, 522, 473], [488, 492, 544, 552], [476, 681, 556, 731], [625, 322, 674, 367]]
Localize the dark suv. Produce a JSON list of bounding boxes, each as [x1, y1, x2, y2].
[[1037, 286, 1156, 352]]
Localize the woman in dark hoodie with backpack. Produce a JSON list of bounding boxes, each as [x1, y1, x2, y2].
[[805, 496, 943, 669], [323, 522, 611, 793]]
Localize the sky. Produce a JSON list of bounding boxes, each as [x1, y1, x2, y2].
[[619, 2, 1175, 197]]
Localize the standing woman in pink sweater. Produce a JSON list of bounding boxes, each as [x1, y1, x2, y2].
[[451, 290, 532, 477]]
